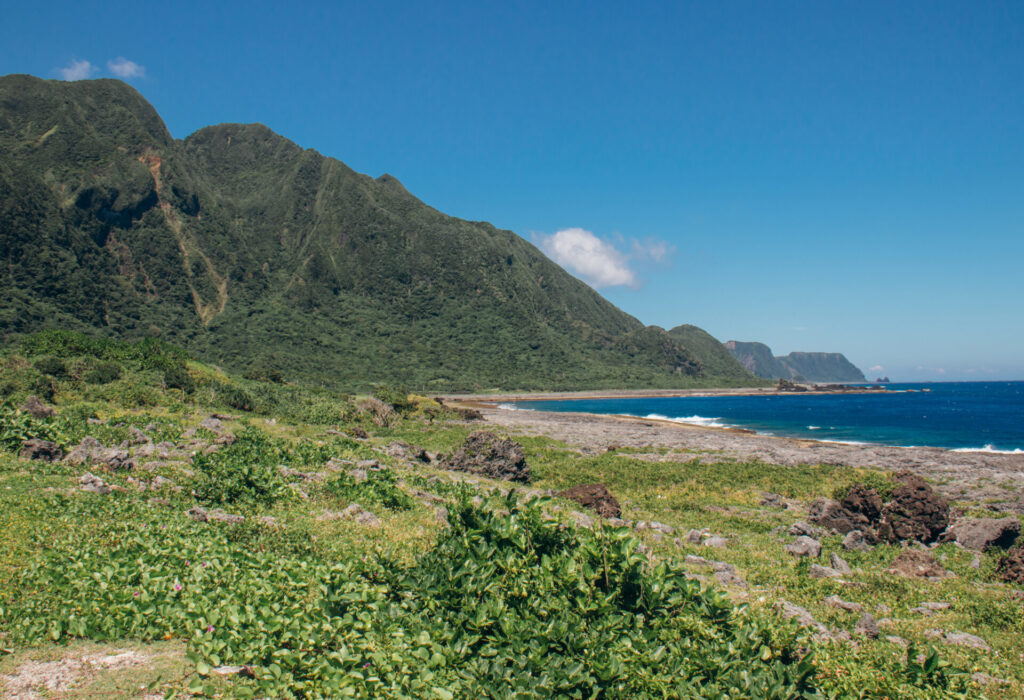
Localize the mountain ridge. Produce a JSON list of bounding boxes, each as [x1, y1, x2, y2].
[[0, 74, 760, 391], [724, 341, 866, 383]]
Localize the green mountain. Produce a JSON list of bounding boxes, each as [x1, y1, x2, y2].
[[724, 341, 865, 383], [0, 74, 759, 391], [667, 325, 752, 378], [778, 352, 866, 383]]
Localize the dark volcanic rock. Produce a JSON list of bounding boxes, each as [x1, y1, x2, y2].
[[877, 472, 950, 543], [996, 547, 1024, 584], [941, 517, 1021, 551], [19, 438, 63, 462], [841, 484, 883, 523], [19, 395, 56, 418], [443, 431, 530, 482], [558, 483, 621, 518], [808, 498, 864, 534]]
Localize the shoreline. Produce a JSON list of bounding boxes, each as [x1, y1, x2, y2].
[[441, 384, 893, 403], [452, 401, 1024, 514]]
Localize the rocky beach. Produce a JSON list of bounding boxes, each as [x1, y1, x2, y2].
[[453, 395, 1024, 513]]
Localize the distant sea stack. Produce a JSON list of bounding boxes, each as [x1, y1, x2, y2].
[[724, 341, 867, 383]]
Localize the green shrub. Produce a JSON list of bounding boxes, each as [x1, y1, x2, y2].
[[33, 356, 68, 379], [323, 469, 414, 511], [372, 384, 414, 414], [163, 364, 195, 394], [832, 471, 897, 502], [83, 360, 124, 385], [191, 428, 292, 508]]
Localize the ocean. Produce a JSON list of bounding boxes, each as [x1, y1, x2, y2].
[[505, 381, 1024, 453]]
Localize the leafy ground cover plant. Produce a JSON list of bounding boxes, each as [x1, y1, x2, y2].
[[323, 469, 415, 511]]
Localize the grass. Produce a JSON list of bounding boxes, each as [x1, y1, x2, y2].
[[0, 337, 1022, 697]]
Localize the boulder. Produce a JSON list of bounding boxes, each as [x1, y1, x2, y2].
[[788, 521, 825, 538], [64, 437, 130, 469], [887, 549, 951, 579], [941, 517, 1021, 551], [855, 612, 879, 639], [823, 595, 863, 613], [996, 547, 1024, 584], [809, 564, 842, 579], [341, 502, 382, 527], [830, 553, 853, 574], [442, 431, 530, 482], [199, 417, 225, 434], [79, 472, 110, 495], [19, 438, 63, 462], [840, 484, 883, 523], [808, 498, 862, 534], [557, 483, 621, 518], [775, 600, 829, 636], [842, 530, 871, 551], [943, 631, 990, 651], [785, 536, 822, 558], [877, 472, 950, 543], [19, 395, 55, 418]]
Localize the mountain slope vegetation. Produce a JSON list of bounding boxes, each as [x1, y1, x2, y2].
[[0, 74, 759, 391]]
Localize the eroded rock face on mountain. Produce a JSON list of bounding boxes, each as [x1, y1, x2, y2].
[[443, 431, 530, 483], [557, 483, 621, 518]]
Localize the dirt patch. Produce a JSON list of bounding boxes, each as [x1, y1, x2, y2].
[[3, 650, 148, 699]]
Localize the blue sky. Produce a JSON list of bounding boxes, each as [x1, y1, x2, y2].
[[3, 1, 1022, 380]]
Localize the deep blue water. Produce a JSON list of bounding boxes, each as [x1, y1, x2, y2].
[[507, 381, 1024, 452]]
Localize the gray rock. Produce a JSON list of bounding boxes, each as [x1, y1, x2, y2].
[[684, 555, 710, 567], [808, 497, 860, 534], [824, 595, 863, 613], [199, 417, 225, 434], [341, 503, 381, 527], [715, 571, 747, 588], [785, 535, 822, 558], [776, 600, 829, 635], [855, 613, 879, 639], [348, 468, 368, 483], [19, 396, 55, 418], [703, 535, 729, 548], [921, 601, 951, 611], [885, 635, 908, 647], [971, 672, 1010, 686], [78, 472, 110, 495], [789, 521, 825, 538], [129, 427, 151, 445], [19, 439, 63, 462], [809, 564, 843, 579], [760, 492, 785, 507], [830, 552, 852, 574], [943, 631, 990, 650], [843, 530, 870, 551], [607, 517, 628, 528], [435, 507, 449, 525], [636, 520, 674, 535], [686, 528, 708, 544], [909, 607, 934, 616], [969, 554, 982, 569], [941, 517, 1021, 551]]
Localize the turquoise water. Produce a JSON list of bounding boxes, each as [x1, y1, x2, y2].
[[507, 381, 1024, 452]]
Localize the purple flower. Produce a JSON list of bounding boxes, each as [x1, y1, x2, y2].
[[201, 562, 208, 568], [185, 560, 190, 566], [207, 625, 215, 633], [133, 591, 140, 598], [363, 661, 371, 668], [173, 583, 183, 592]]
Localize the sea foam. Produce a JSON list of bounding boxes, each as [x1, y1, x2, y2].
[[950, 444, 1024, 454], [644, 413, 730, 429]]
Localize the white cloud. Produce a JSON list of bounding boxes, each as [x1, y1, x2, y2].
[[107, 57, 146, 79], [630, 238, 672, 263], [869, 365, 885, 372], [58, 59, 96, 81], [539, 228, 636, 288]]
